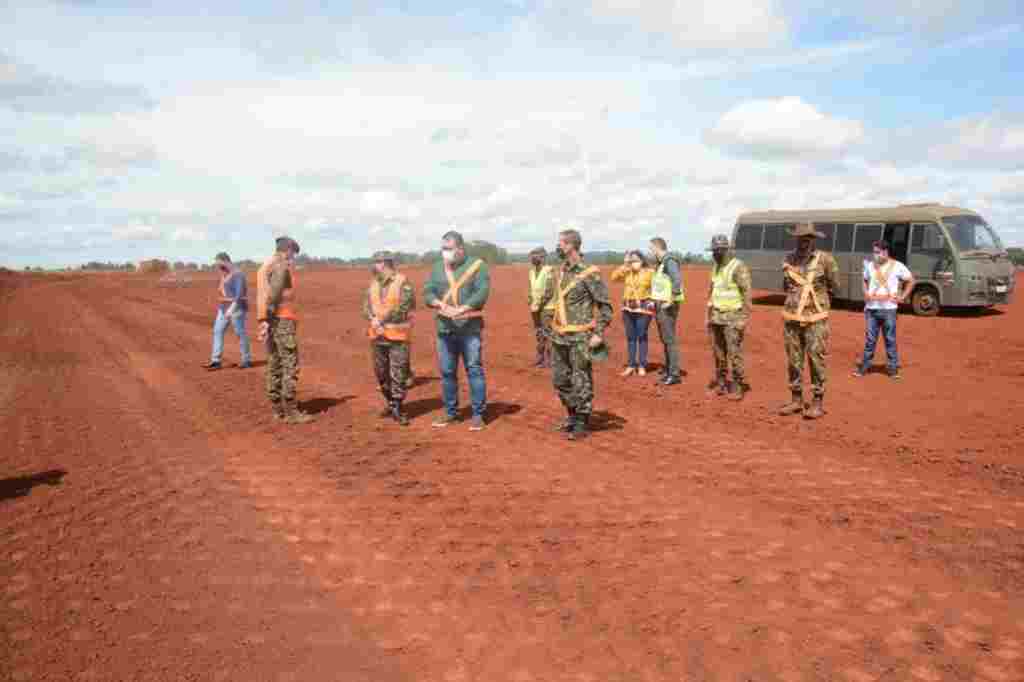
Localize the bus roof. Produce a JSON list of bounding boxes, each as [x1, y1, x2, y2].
[[736, 204, 981, 225]]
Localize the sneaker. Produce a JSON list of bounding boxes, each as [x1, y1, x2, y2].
[[469, 415, 486, 431], [661, 375, 682, 386], [637, 367, 646, 377], [202, 361, 222, 370], [851, 368, 865, 377], [432, 414, 461, 428], [238, 361, 252, 369], [620, 367, 635, 377]]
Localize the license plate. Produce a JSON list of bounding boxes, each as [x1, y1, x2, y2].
[[995, 285, 1008, 293]]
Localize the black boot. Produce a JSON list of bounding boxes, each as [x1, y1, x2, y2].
[[391, 400, 410, 426], [554, 408, 576, 432], [568, 413, 590, 441]]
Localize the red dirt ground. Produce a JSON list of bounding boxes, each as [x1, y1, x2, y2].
[[2, 265, 1023, 682]]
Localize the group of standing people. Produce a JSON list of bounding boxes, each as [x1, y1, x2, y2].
[[203, 222, 915, 433]]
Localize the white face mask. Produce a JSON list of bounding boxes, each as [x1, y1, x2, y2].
[[630, 261, 642, 271], [441, 248, 457, 264]]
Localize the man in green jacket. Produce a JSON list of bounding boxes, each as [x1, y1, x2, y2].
[[423, 230, 491, 431]]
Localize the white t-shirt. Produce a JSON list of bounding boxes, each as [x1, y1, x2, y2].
[[863, 259, 913, 310]]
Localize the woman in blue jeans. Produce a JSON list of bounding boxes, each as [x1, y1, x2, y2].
[[610, 251, 655, 377]]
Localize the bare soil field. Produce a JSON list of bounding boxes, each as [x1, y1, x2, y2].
[[2, 264, 1023, 682]]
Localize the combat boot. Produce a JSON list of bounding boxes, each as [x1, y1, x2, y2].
[[707, 375, 727, 396], [778, 391, 804, 416], [727, 383, 747, 402], [568, 413, 590, 441], [390, 401, 410, 426], [553, 409, 576, 432], [282, 401, 314, 425], [803, 396, 824, 420], [272, 402, 286, 420]]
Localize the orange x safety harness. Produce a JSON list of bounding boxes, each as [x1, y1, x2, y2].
[[552, 265, 601, 333], [781, 252, 827, 324]]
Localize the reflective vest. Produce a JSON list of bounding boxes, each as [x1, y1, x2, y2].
[[440, 259, 484, 319], [257, 255, 297, 321], [865, 260, 895, 302], [782, 252, 827, 324], [552, 265, 601, 334], [368, 274, 411, 342], [651, 258, 685, 303], [710, 258, 743, 312], [528, 266, 556, 311]]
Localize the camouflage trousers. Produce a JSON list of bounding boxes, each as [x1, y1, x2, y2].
[[710, 322, 747, 388], [552, 338, 594, 416], [372, 340, 410, 403], [784, 320, 829, 397], [531, 310, 554, 363], [266, 319, 299, 404]]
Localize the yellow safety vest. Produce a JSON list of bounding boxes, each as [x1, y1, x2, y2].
[[710, 258, 743, 312], [651, 260, 685, 303], [528, 266, 556, 311]]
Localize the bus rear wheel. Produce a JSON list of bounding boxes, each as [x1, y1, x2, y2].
[[911, 286, 940, 317]]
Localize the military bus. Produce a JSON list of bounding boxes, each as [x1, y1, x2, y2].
[[732, 204, 1015, 316]]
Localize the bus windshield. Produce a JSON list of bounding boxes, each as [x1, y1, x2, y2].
[[942, 215, 1004, 254]]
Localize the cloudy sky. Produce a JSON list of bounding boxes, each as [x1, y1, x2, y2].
[[1, 1, 1022, 267]]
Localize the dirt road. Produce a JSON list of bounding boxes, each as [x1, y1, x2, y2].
[[2, 266, 1023, 681]]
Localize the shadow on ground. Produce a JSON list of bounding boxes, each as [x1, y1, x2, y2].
[[1, 469, 67, 502]]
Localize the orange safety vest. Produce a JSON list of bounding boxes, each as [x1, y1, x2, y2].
[[368, 274, 412, 342], [552, 265, 601, 333], [257, 256, 298, 321], [440, 259, 484, 320], [782, 252, 826, 324]]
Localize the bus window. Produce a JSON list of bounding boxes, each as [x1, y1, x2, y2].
[[835, 223, 854, 252], [763, 224, 785, 250], [815, 223, 836, 252], [912, 223, 945, 251], [734, 224, 763, 250], [853, 224, 883, 253], [781, 224, 798, 251]]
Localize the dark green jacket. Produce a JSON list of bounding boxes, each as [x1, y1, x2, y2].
[[538, 260, 614, 346], [422, 257, 491, 335]]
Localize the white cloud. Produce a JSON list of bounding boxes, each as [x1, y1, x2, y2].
[[112, 224, 161, 241], [586, 0, 788, 49], [706, 97, 865, 159]]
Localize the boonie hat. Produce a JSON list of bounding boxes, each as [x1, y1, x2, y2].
[[787, 222, 825, 239]]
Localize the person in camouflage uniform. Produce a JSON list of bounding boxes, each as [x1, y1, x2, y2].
[[527, 246, 555, 368], [257, 236, 313, 424], [705, 234, 752, 400], [538, 229, 614, 441], [778, 223, 841, 419], [363, 251, 416, 426]]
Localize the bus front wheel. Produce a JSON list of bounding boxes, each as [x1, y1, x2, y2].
[[911, 286, 940, 317]]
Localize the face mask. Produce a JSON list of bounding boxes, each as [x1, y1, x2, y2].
[[873, 253, 885, 264], [555, 246, 566, 260], [647, 250, 658, 262], [531, 259, 543, 267], [441, 248, 456, 264], [630, 261, 642, 271]]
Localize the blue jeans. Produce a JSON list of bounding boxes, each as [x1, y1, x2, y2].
[[437, 332, 487, 418], [211, 307, 252, 365], [859, 308, 898, 371], [621, 311, 651, 368]]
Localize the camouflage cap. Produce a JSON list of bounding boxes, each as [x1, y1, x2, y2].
[[529, 247, 547, 257], [372, 250, 396, 263], [276, 236, 301, 253], [707, 234, 731, 251], [214, 251, 231, 263]]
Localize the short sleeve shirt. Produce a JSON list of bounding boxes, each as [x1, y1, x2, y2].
[[863, 259, 912, 310]]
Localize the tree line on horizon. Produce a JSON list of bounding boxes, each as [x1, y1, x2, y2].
[[29, 239, 1024, 273]]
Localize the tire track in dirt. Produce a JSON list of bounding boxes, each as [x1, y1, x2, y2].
[[98, 283, 1024, 681]]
